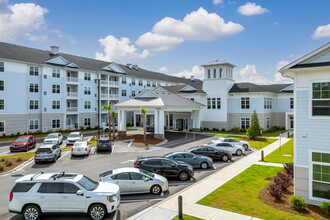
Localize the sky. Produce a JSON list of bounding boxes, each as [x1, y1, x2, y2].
[[1, 0, 330, 84]]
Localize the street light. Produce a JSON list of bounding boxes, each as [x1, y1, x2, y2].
[[95, 78, 100, 140]]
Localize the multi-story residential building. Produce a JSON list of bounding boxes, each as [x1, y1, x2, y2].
[[280, 42, 330, 205]]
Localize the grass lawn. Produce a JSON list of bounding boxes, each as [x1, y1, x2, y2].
[[0, 151, 35, 160], [198, 165, 313, 220], [172, 215, 204, 220], [202, 130, 287, 137], [263, 139, 293, 164], [215, 135, 277, 150]]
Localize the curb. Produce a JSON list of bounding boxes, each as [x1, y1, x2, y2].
[[129, 138, 168, 148], [0, 157, 34, 176]]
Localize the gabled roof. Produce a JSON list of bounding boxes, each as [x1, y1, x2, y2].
[[161, 82, 205, 94], [179, 85, 197, 92], [201, 59, 236, 67], [229, 83, 293, 94]]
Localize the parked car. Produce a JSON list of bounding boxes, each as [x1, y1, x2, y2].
[[211, 137, 250, 151], [43, 133, 63, 145], [97, 137, 113, 152], [188, 146, 232, 162], [66, 132, 83, 145], [34, 144, 61, 163], [206, 142, 245, 156], [99, 168, 168, 195], [10, 135, 36, 152], [146, 123, 154, 132], [164, 151, 213, 169], [134, 157, 194, 181], [103, 123, 118, 132], [8, 172, 120, 220], [71, 141, 91, 157]]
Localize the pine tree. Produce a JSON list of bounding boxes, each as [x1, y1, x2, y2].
[[247, 110, 262, 139]]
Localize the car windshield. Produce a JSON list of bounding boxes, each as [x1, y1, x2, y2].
[[139, 169, 155, 178], [99, 140, 110, 144], [69, 134, 79, 138], [15, 138, 28, 143], [77, 176, 98, 191], [46, 134, 57, 138], [167, 158, 179, 165], [163, 153, 174, 158]]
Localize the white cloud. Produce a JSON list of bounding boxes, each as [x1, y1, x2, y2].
[[25, 33, 48, 42], [51, 29, 76, 44], [95, 35, 152, 63], [274, 21, 280, 26], [0, 1, 48, 41], [213, 0, 223, 5], [274, 60, 292, 83], [312, 24, 330, 39], [276, 60, 290, 71], [237, 2, 269, 16], [136, 32, 183, 52], [158, 66, 169, 73], [172, 65, 204, 80]]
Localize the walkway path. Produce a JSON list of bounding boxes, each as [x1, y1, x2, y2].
[[127, 137, 291, 220]]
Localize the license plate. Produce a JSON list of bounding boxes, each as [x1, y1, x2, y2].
[[78, 149, 81, 151]]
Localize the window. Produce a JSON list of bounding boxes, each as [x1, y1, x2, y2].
[[169, 114, 173, 127], [38, 183, 62, 194], [207, 98, 221, 109], [52, 68, 60, 78], [217, 98, 221, 109], [138, 79, 143, 86], [0, 99, 3, 110], [264, 98, 272, 109], [207, 69, 210, 79], [12, 183, 36, 193], [311, 152, 330, 199], [241, 117, 250, 130], [52, 100, 60, 109], [132, 90, 136, 97], [266, 117, 270, 129], [84, 87, 91, 95], [51, 119, 60, 129], [52, 85, 60, 94], [29, 120, 38, 130], [122, 89, 126, 96], [0, 62, 4, 72], [0, 80, 4, 91], [132, 78, 135, 85], [84, 73, 91, 81], [212, 98, 216, 109], [241, 97, 250, 109], [147, 81, 151, 87], [151, 81, 156, 87], [130, 172, 145, 180], [0, 121, 4, 132], [312, 82, 330, 116], [29, 83, 38, 93], [63, 183, 79, 194], [29, 66, 39, 76], [84, 101, 91, 109], [29, 100, 38, 110], [121, 77, 126, 84], [190, 98, 195, 101], [84, 118, 91, 126], [207, 98, 211, 109], [113, 173, 130, 180], [213, 69, 216, 78], [290, 98, 294, 109], [219, 68, 223, 78]]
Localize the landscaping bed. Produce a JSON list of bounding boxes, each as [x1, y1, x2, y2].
[[202, 129, 287, 137], [172, 215, 204, 220], [0, 152, 35, 173], [91, 134, 164, 147]]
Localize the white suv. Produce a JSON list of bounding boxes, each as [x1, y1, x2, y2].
[[43, 133, 63, 145], [66, 132, 83, 145], [9, 172, 120, 220]]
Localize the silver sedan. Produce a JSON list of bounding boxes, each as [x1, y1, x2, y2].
[[99, 168, 168, 195]]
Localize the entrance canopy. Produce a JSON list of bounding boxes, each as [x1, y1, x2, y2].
[[115, 89, 203, 139]]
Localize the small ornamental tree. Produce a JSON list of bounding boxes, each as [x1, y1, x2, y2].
[[103, 104, 112, 138], [140, 107, 148, 142], [247, 110, 262, 139], [110, 110, 117, 139]]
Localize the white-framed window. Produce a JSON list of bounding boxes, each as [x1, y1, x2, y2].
[[157, 82, 161, 86], [241, 97, 250, 109], [29, 83, 38, 93], [52, 68, 60, 78], [122, 89, 127, 96], [147, 81, 151, 87], [213, 69, 216, 78], [212, 98, 216, 109], [84, 73, 91, 81], [0, 121, 4, 132], [152, 81, 156, 87], [138, 79, 143, 86], [52, 119, 61, 129], [0, 62, 4, 72], [290, 97, 294, 109], [217, 98, 221, 109], [312, 82, 330, 116], [266, 117, 270, 129], [264, 97, 272, 109], [219, 68, 223, 78], [84, 101, 91, 109], [52, 85, 60, 93], [190, 98, 195, 101], [121, 77, 126, 84], [29, 120, 39, 130], [84, 118, 91, 126], [0, 99, 3, 110], [0, 80, 4, 91], [207, 98, 211, 109], [131, 78, 135, 85], [29, 100, 38, 110], [207, 69, 210, 79], [29, 66, 39, 76], [84, 87, 91, 95], [240, 117, 250, 130], [311, 151, 330, 200], [52, 100, 60, 109], [132, 90, 136, 97]]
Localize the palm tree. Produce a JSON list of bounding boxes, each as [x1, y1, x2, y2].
[[110, 110, 117, 139], [140, 107, 148, 142], [103, 104, 112, 138]]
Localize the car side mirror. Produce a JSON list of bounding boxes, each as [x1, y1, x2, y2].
[[76, 190, 84, 196], [144, 178, 150, 182]]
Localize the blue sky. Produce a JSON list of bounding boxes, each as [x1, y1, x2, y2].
[[1, 0, 330, 84]]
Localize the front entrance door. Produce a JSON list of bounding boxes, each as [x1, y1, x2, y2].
[[183, 119, 189, 130], [176, 119, 183, 130], [290, 116, 294, 129]]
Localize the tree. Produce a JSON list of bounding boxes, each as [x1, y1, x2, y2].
[[247, 110, 262, 139], [140, 107, 148, 142], [103, 104, 112, 138], [110, 110, 116, 139]]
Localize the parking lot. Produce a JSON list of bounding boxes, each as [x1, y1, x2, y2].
[[0, 132, 253, 220]]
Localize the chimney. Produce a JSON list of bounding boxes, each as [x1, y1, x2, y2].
[[51, 46, 59, 55], [126, 63, 133, 69], [190, 75, 195, 81]]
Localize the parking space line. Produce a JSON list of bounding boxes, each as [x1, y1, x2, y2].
[[57, 151, 70, 162]]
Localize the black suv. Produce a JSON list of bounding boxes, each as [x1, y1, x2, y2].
[[188, 146, 232, 162], [134, 157, 194, 181], [97, 137, 113, 152]]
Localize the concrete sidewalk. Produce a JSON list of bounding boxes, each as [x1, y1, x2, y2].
[[127, 137, 291, 220]]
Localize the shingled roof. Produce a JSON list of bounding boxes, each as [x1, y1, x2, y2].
[[229, 83, 293, 94]]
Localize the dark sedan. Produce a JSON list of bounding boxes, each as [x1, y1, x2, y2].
[[187, 146, 232, 162], [97, 137, 113, 152]]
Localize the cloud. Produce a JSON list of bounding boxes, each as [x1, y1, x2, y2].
[[213, 0, 223, 5], [312, 24, 330, 39], [274, 21, 280, 26], [136, 32, 184, 52], [237, 2, 269, 16], [172, 65, 204, 79], [158, 66, 169, 73], [51, 29, 76, 44], [0, 1, 48, 41], [95, 35, 152, 63], [25, 33, 48, 42], [274, 60, 292, 83], [276, 60, 290, 71]]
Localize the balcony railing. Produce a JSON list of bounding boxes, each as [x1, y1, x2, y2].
[[109, 81, 119, 86], [67, 77, 78, 82], [67, 92, 78, 97], [66, 107, 78, 112], [100, 80, 108, 85], [101, 93, 108, 99], [109, 94, 119, 99]]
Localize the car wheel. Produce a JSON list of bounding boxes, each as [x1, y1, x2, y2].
[[243, 144, 248, 151], [200, 162, 208, 169], [222, 155, 229, 162], [236, 149, 242, 156], [104, 129, 109, 132], [25, 146, 29, 152], [150, 184, 162, 195], [179, 171, 189, 181], [89, 204, 107, 220], [22, 205, 41, 220]]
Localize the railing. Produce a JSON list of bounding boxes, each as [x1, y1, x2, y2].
[[66, 107, 78, 112], [67, 92, 78, 97], [101, 93, 108, 98], [109, 81, 119, 86], [67, 77, 78, 82], [109, 94, 119, 99], [100, 80, 108, 85]]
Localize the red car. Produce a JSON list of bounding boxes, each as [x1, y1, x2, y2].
[[10, 135, 36, 152]]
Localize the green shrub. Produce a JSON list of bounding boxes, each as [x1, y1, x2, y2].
[[16, 132, 20, 136], [290, 196, 307, 210], [16, 157, 22, 162], [320, 201, 330, 216], [0, 162, 3, 171], [23, 132, 27, 135], [2, 133, 5, 137], [5, 159, 12, 167], [247, 110, 262, 139], [0, 158, 5, 162], [231, 127, 240, 133], [11, 134, 14, 137], [221, 128, 225, 131]]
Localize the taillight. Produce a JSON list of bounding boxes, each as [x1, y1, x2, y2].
[[9, 192, 13, 202], [71, 148, 73, 151], [48, 150, 53, 154], [35, 152, 39, 154], [85, 147, 87, 151], [135, 162, 140, 168]]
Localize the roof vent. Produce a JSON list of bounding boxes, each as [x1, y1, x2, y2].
[[50, 46, 59, 55], [132, 65, 139, 70], [190, 75, 195, 81], [126, 63, 133, 69]]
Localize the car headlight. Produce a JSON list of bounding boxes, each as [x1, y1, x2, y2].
[[160, 180, 166, 184], [107, 195, 117, 203]]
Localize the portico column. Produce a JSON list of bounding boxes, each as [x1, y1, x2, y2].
[[118, 109, 122, 130], [154, 110, 159, 134], [134, 112, 137, 127]]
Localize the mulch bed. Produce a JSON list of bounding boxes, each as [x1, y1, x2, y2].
[[259, 174, 328, 219], [124, 134, 163, 147], [0, 158, 28, 173]]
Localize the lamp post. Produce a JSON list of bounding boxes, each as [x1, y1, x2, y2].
[[96, 79, 100, 140]]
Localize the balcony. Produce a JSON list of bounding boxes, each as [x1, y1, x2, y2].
[[66, 107, 78, 112], [67, 77, 78, 83], [109, 94, 119, 99], [101, 80, 108, 85], [109, 81, 119, 86], [101, 93, 108, 99], [67, 92, 78, 99]]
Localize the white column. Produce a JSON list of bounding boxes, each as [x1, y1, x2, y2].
[[134, 113, 137, 127], [196, 110, 201, 129], [154, 110, 159, 134], [118, 109, 122, 130], [159, 109, 165, 136], [123, 110, 127, 131]]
